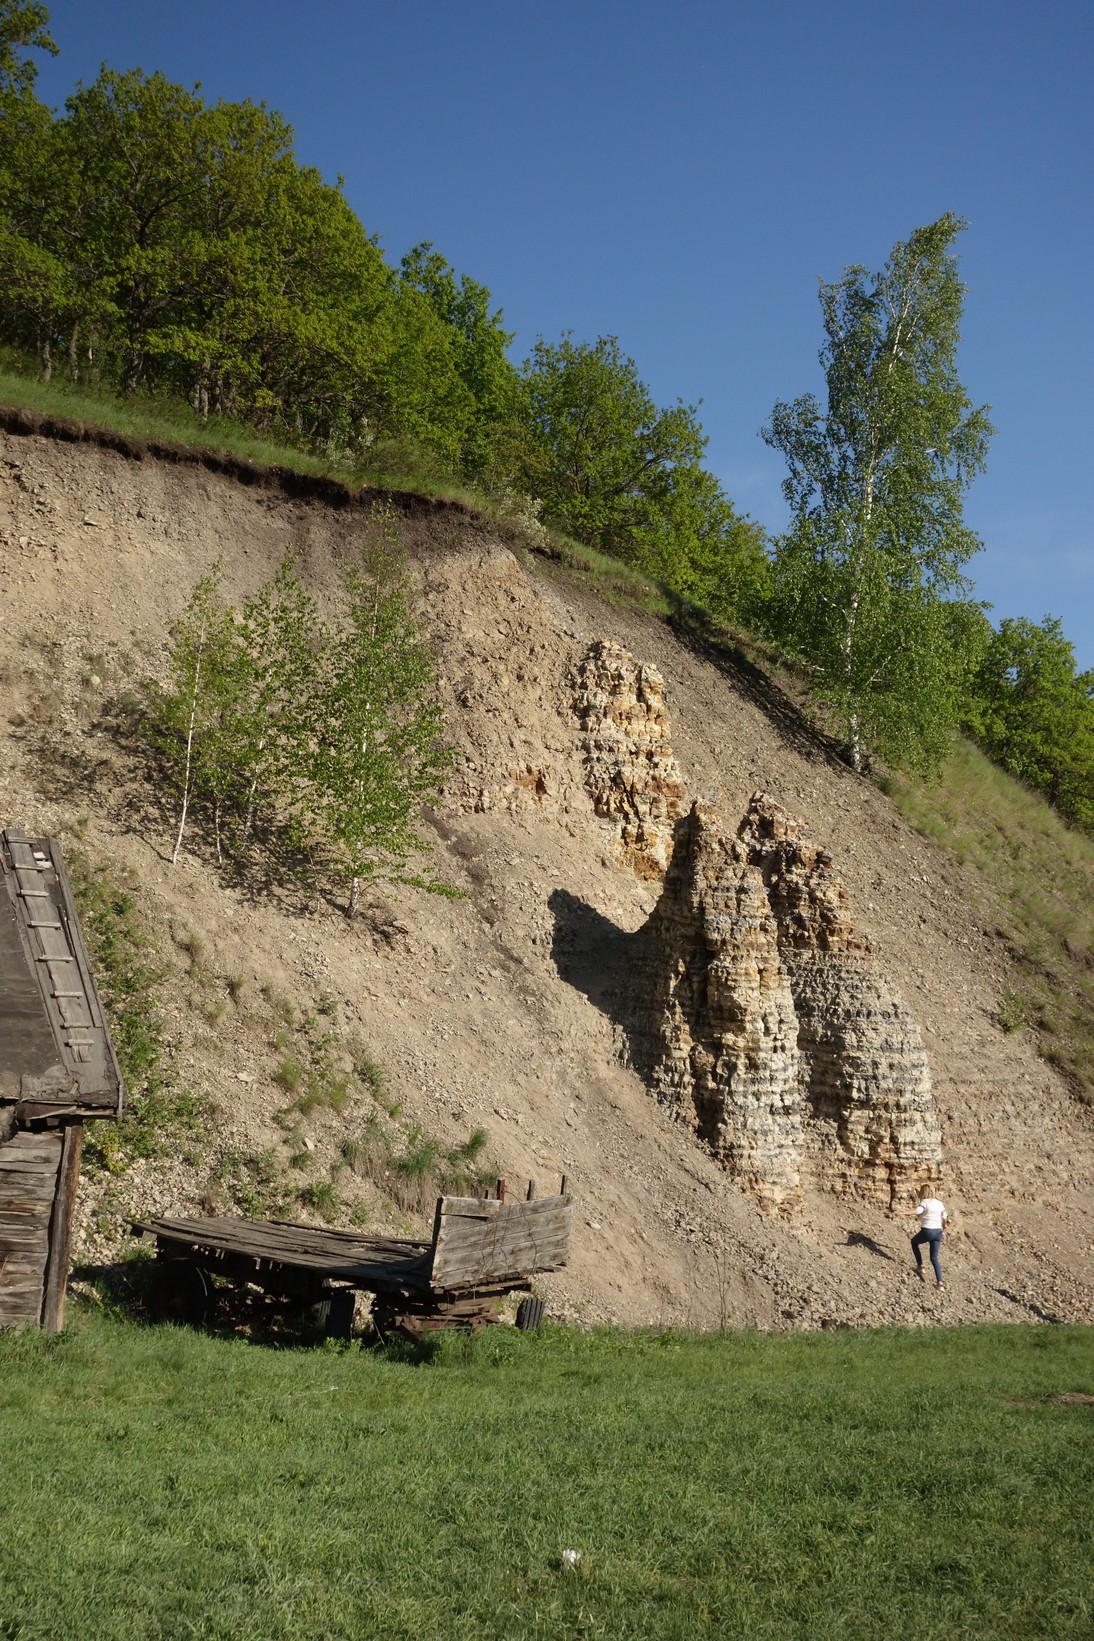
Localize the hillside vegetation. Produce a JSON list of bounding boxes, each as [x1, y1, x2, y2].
[[2, 2, 1091, 811], [882, 742, 1094, 1099]]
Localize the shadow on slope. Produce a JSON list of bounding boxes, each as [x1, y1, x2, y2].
[[548, 888, 638, 1031]]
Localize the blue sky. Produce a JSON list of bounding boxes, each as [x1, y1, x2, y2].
[[31, 0, 1094, 669]]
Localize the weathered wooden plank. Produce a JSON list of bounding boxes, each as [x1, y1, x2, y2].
[[0, 1252, 47, 1274], [446, 1230, 573, 1263], [430, 1194, 572, 1288], [1, 831, 125, 1120], [34, 925, 74, 962], [0, 1160, 66, 1182], [128, 1191, 573, 1305], [6, 840, 40, 870], [133, 1216, 433, 1283], [41, 1121, 83, 1331], [0, 1134, 64, 1161], [0, 1129, 58, 1326], [431, 1244, 571, 1290]]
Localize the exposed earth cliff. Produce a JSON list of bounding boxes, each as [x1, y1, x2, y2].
[[1, 408, 1091, 1330]]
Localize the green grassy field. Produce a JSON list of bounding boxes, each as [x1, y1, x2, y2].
[[2, 1317, 1091, 1640]]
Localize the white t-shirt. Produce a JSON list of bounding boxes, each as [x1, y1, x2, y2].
[[916, 1198, 948, 1231]]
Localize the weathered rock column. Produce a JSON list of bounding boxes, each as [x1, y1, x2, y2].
[[738, 793, 942, 1202], [574, 640, 687, 877], [636, 802, 804, 1214]]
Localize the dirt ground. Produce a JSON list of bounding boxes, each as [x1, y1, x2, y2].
[[2, 415, 1091, 1330]]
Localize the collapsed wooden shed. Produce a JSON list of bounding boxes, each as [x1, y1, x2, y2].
[[0, 829, 124, 1329]]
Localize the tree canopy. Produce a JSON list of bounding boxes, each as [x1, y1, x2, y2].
[[965, 616, 1094, 834], [763, 214, 994, 771]]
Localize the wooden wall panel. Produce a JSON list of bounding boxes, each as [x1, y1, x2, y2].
[[430, 1194, 573, 1290], [0, 1130, 62, 1328]]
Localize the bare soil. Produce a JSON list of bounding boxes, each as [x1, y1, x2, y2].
[[2, 412, 1091, 1331]]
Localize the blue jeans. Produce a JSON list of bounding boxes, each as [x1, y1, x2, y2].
[[912, 1229, 943, 1282]]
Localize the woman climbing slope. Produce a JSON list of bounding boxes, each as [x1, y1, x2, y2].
[[894, 1189, 949, 1289]]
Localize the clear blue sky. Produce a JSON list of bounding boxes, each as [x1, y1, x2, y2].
[[31, 0, 1094, 670]]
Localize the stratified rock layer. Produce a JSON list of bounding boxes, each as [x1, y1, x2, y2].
[[634, 802, 804, 1214], [636, 793, 943, 1211], [738, 794, 942, 1201], [574, 640, 687, 877]]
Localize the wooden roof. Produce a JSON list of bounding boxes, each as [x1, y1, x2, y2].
[[0, 830, 125, 1122]]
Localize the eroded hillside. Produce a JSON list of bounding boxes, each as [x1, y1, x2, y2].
[[2, 410, 1091, 1329]]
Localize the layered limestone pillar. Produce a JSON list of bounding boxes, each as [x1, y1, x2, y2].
[[635, 802, 804, 1214], [738, 793, 942, 1201], [574, 640, 687, 877]]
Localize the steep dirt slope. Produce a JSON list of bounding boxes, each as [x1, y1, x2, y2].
[[2, 415, 1091, 1329]]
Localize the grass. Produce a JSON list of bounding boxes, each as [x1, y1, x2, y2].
[[66, 855, 203, 1169], [0, 1317, 1091, 1640], [879, 738, 1094, 1098], [0, 362, 675, 601], [339, 1115, 493, 1214], [213, 1149, 295, 1220], [0, 363, 486, 511]]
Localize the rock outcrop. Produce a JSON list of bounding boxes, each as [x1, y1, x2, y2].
[[738, 794, 942, 1201], [634, 802, 804, 1213], [634, 793, 943, 1211], [573, 640, 687, 877]]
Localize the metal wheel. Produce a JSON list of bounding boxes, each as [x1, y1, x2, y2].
[[149, 1258, 212, 1328]]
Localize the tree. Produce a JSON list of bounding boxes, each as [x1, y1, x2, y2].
[[635, 460, 773, 631], [762, 214, 994, 771], [518, 333, 707, 562], [148, 526, 453, 905], [398, 243, 519, 482], [967, 616, 1094, 833], [0, 0, 55, 104], [307, 524, 454, 913], [147, 569, 248, 865]]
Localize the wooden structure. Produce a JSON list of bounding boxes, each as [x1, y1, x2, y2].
[[0, 830, 125, 1330], [132, 1186, 573, 1341]]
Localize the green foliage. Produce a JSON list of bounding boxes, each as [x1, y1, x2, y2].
[[66, 855, 201, 1168], [296, 1178, 341, 1222], [966, 615, 1094, 834], [214, 1148, 294, 1219], [142, 522, 453, 906], [516, 332, 770, 629], [386, 1123, 490, 1211], [0, 37, 509, 473], [2, 1318, 1092, 1638], [763, 214, 994, 773], [398, 241, 521, 482], [337, 1110, 492, 1214], [308, 525, 454, 911], [518, 333, 706, 558], [997, 986, 1031, 1034], [0, 0, 56, 103]]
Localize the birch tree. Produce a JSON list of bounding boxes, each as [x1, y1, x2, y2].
[[307, 526, 452, 914], [150, 570, 245, 864], [762, 214, 993, 772]]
